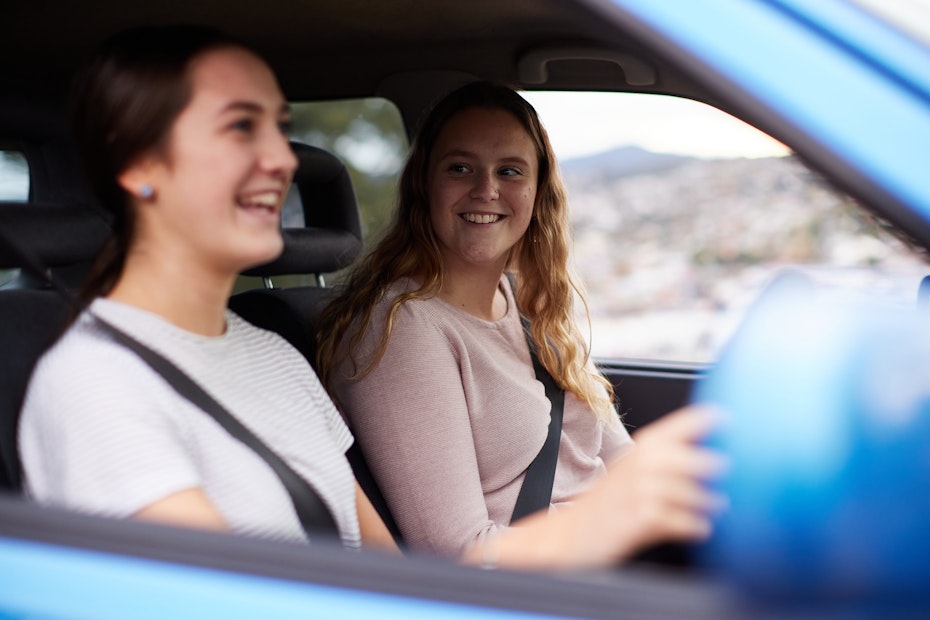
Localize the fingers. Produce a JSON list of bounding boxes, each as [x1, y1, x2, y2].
[[622, 441, 728, 480], [624, 457, 727, 544], [653, 504, 715, 543], [656, 475, 728, 515], [632, 404, 724, 445], [605, 406, 730, 552]]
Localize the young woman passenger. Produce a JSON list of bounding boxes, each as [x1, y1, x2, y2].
[[17, 26, 395, 551], [317, 82, 725, 570]]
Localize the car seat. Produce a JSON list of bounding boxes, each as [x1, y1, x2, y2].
[[229, 142, 403, 543], [0, 201, 111, 491], [230, 142, 363, 363]]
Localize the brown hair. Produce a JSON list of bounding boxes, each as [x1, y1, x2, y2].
[[317, 81, 615, 418], [72, 25, 248, 304]]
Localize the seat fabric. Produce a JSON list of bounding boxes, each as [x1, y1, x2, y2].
[[0, 202, 110, 492]]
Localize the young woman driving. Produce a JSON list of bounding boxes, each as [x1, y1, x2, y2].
[[317, 82, 726, 569]]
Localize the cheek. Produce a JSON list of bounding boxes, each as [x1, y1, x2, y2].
[[428, 182, 460, 223], [427, 192, 445, 232], [430, 178, 458, 205], [520, 186, 536, 213]]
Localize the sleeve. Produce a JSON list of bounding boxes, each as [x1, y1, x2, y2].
[[19, 340, 202, 519], [335, 302, 500, 557], [600, 413, 635, 462], [591, 358, 634, 462], [307, 370, 354, 454]]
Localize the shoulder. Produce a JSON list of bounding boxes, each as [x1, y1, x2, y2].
[[377, 280, 463, 346], [30, 311, 151, 393], [225, 310, 310, 362], [361, 278, 444, 335], [20, 311, 189, 444]]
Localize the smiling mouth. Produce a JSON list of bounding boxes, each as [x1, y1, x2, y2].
[[461, 213, 503, 224], [237, 191, 280, 214]]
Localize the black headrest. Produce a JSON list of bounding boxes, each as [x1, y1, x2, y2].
[[244, 143, 363, 277], [0, 202, 111, 269]]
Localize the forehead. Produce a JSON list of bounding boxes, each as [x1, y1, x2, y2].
[[434, 107, 536, 160], [184, 46, 284, 110]]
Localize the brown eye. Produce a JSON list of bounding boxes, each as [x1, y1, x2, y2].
[[230, 118, 255, 133]]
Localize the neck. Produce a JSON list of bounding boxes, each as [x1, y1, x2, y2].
[[107, 244, 236, 337], [437, 261, 507, 321]]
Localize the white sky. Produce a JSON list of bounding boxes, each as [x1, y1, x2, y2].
[[523, 91, 790, 160]]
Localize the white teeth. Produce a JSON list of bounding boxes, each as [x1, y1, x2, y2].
[[462, 213, 501, 224], [238, 192, 279, 210]]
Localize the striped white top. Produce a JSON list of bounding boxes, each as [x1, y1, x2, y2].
[[19, 298, 360, 548]]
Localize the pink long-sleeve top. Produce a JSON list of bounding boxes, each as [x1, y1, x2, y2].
[[333, 275, 633, 557]]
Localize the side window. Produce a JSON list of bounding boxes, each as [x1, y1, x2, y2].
[[0, 149, 30, 287], [0, 149, 29, 201], [234, 98, 407, 291], [524, 91, 929, 364], [289, 98, 407, 243]]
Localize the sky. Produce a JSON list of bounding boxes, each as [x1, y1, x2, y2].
[[523, 91, 790, 160]]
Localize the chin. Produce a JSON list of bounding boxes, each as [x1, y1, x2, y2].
[[241, 238, 285, 272]]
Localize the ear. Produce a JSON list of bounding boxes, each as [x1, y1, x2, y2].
[[117, 157, 158, 200]]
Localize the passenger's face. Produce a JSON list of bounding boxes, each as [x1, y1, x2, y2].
[[427, 107, 538, 275], [144, 46, 297, 275]]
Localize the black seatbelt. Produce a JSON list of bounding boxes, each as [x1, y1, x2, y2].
[[0, 225, 339, 538], [509, 276, 566, 524], [94, 317, 340, 537]]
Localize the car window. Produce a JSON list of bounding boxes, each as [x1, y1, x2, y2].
[[524, 91, 930, 364], [0, 149, 28, 201], [0, 149, 29, 287], [234, 97, 407, 292]]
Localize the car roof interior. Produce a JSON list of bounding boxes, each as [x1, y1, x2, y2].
[[2, 0, 711, 130], [2, 0, 736, 211]]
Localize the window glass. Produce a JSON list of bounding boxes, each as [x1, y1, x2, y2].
[[0, 150, 29, 201], [0, 150, 29, 287], [524, 91, 930, 364], [234, 98, 407, 292], [288, 98, 407, 242]]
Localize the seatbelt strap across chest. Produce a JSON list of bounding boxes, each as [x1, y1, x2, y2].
[[509, 279, 566, 524], [94, 317, 340, 538]]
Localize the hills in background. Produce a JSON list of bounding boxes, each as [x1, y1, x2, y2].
[[560, 145, 690, 180], [558, 146, 927, 361]]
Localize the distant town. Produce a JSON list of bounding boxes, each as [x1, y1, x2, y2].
[[561, 147, 929, 362]]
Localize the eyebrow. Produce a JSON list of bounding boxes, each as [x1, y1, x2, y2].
[[219, 101, 291, 116], [438, 149, 531, 166]]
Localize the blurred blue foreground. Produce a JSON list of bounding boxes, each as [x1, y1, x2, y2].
[[695, 273, 930, 605]]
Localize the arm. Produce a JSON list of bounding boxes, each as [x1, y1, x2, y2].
[[356, 482, 401, 553], [463, 406, 726, 570], [20, 340, 208, 521], [133, 488, 230, 531]]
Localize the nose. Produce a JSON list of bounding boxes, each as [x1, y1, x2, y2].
[[261, 130, 299, 180], [470, 171, 500, 202]]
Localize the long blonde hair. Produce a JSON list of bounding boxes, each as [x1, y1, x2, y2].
[[317, 82, 615, 418]]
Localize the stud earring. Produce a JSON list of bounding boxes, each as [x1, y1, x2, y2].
[[139, 184, 154, 199]]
